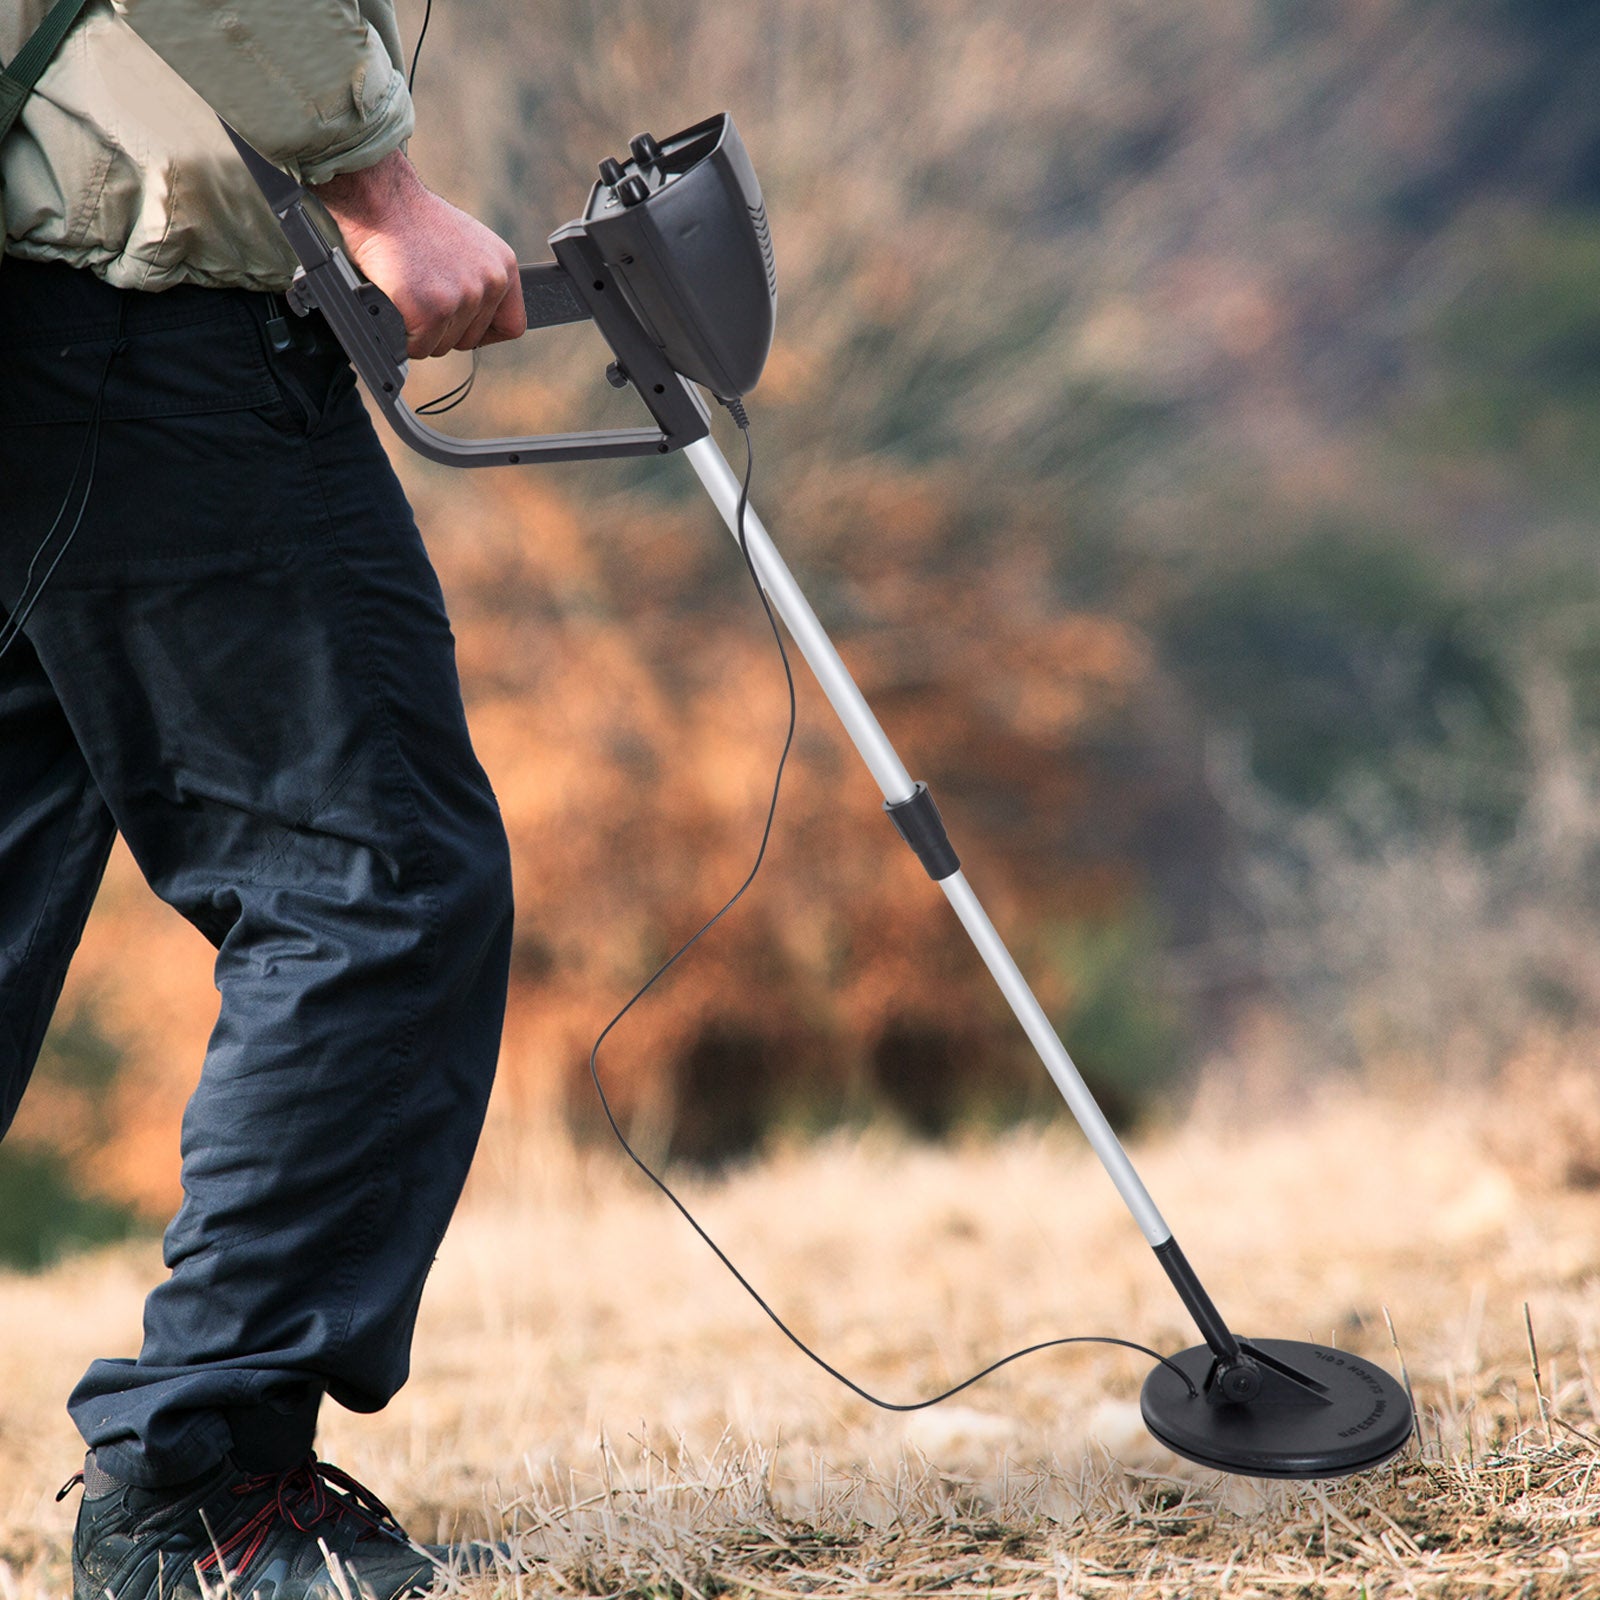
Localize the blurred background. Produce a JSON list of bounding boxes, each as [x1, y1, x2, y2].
[[10, 0, 1600, 1266]]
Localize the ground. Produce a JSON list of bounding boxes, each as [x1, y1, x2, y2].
[[2, 1064, 1598, 1598]]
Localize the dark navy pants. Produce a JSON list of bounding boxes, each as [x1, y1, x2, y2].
[[0, 260, 514, 1486]]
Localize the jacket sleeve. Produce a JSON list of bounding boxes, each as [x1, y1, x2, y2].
[[109, 0, 414, 183]]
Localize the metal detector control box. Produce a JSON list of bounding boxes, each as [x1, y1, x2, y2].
[[222, 111, 774, 465], [571, 113, 776, 402]]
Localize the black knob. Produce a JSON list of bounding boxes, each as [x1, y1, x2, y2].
[[629, 132, 663, 170], [605, 362, 630, 390], [598, 157, 626, 188], [616, 175, 650, 207], [1218, 1361, 1262, 1404]]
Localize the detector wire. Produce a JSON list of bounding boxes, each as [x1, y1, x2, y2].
[[585, 407, 1198, 1407], [0, 306, 125, 666], [407, 0, 432, 92]]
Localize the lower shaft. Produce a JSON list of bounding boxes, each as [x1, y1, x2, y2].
[[1154, 1236, 1243, 1361], [937, 870, 1169, 1241]]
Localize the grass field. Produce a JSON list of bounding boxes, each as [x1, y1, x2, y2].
[[3, 1057, 1599, 1599]]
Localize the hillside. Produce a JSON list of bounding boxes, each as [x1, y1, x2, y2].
[[3, 1065, 1600, 1597]]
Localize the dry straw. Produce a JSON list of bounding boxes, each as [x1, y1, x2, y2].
[[7, 1065, 1600, 1599]]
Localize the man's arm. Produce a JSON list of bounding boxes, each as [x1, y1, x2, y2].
[[113, 0, 524, 354], [312, 151, 528, 358]]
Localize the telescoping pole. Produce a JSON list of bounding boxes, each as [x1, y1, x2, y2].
[[681, 433, 1167, 1236], [681, 433, 1251, 1371]]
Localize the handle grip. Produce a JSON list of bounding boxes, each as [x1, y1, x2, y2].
[[289, 245, 710, 467], [294, 263, 591, 366], [222, 115, 711, 469]]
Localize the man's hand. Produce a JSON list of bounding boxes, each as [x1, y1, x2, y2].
[[311, 151, 527, 359]]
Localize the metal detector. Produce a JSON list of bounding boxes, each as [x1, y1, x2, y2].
[[226, 112, 1415, 1480]]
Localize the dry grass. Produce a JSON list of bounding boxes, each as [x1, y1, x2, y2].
[[4, 1062, 1600, 1598]]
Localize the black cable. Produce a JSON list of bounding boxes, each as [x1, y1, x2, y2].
[[0, 307, 125, 666], [407, 0, 432, 94], [416, 348, 478, 415], [584, 402, 1199, 1407], [405, 0, 485, 421]]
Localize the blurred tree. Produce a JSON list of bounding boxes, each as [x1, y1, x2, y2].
[[1405, 214, 1600, 509], [1161, 531, 1518, 835], [0, 1147, 138, 1272], [0, 1010, 142, 1270]]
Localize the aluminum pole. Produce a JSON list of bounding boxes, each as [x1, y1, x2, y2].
[[683, 434, 1172, 1246]]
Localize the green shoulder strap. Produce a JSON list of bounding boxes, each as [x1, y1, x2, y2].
[[0, 0, 94, 144]]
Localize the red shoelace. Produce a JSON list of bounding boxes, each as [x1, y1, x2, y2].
[[196, 1456, 407, 1579]]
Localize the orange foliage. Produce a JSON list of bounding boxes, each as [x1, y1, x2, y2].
[[22, 458, 1160, 1213]]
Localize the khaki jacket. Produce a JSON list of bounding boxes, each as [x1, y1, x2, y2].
[[0, 0, 414, 290]]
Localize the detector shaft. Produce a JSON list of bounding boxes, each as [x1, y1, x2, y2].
[[683, 433, 1171, 1246]]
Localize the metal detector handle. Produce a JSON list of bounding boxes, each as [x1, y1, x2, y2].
[[216, 118, 711, 467], [327, 261, 594, 370], [289, 248, 711, 467]]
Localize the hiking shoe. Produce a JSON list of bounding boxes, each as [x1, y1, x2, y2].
[[64, 1451, 452, 1600]]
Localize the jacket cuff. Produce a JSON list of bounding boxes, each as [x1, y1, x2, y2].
[[296, 61, 414, 185], [114, 1, 416, 179]]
